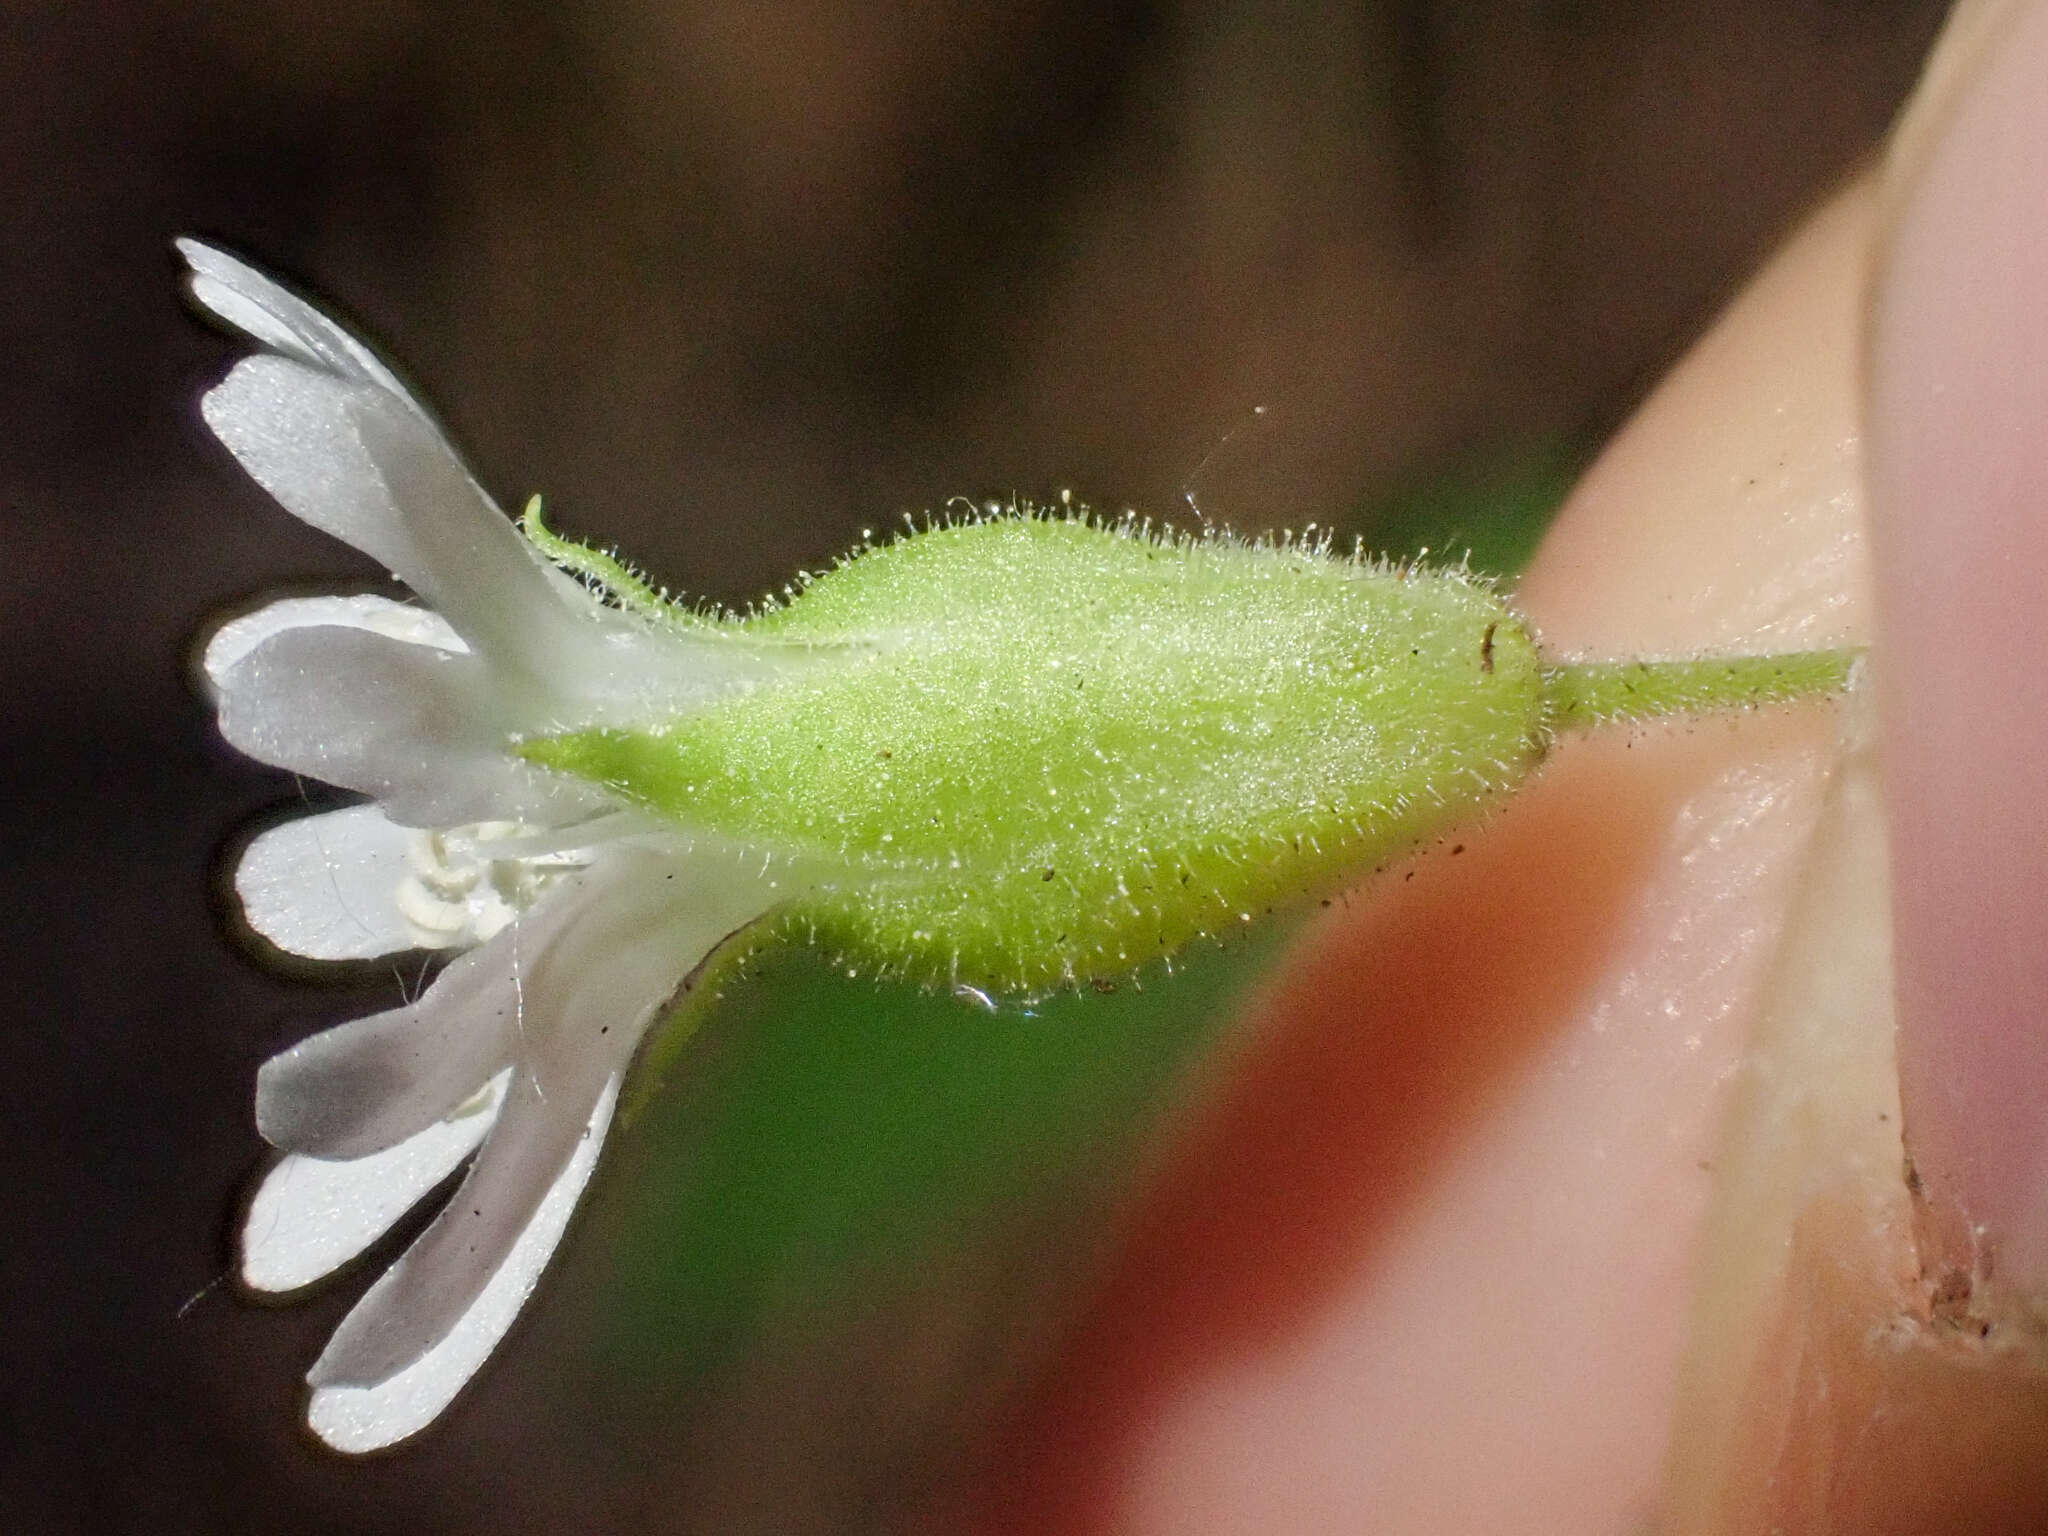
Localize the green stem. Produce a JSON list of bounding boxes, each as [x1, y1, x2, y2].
[[1541, 648, 1863, 732]]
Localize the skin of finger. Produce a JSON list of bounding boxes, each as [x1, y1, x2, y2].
[[1869, 0, 2048, 1295], [1647, 7, 2048, 1526], [963, 186, 1873, 1535]]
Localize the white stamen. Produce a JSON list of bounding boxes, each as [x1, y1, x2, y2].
[[394, 821, 595, 950]]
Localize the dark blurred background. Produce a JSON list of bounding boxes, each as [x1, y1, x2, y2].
[[1, 2, 1946, 1531]]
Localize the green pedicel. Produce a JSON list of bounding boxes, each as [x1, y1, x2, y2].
[[521, 510, 1858, 994]]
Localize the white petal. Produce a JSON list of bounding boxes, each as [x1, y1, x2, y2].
[[216, 623, 604, 827], [179, 239, 407, 395], [186, 242, 849, 729], [235, 804, 423, 961], [207, 358, 807, 723], [254, 861, 610, 1158], [305, 1075, 617, 1453], [300, 845, 783, 1417], [251, 839, 749, 1164], [199, 357, 581, 681], [183, 240, 577, 679], [204, 594, 463, 694], [241, 1074, 509, 1293]]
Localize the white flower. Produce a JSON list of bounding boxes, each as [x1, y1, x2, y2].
[[183, 240, 806, 1453]]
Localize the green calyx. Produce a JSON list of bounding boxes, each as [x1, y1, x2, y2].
[[521, 495, 716, 633], [519, 510, 1857, 993]]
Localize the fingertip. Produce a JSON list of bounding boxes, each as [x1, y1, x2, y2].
[[1518, 177, 1875, 658], [1868, 0, 2048, 1293]]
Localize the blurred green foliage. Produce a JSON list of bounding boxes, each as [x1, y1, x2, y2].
[[1361, 435, 1585, 578], [598, 926, 1288, 1382]]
